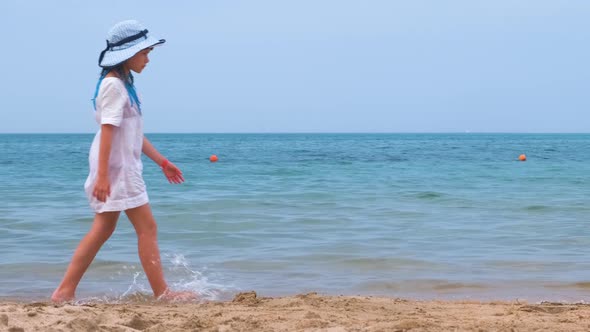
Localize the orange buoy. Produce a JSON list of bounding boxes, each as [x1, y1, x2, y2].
[[518, 154, 526, 161], [209, 155, 218, 163]]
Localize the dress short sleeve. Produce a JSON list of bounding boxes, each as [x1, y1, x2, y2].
[[97, 78, 128, 126]]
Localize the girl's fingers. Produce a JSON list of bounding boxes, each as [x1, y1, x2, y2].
[[166, 174, 183, 184], [93, 189, 110, 201], [163, 169, 184, 184]]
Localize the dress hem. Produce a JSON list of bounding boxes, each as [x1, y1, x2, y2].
[[88, 192, 150, 213]]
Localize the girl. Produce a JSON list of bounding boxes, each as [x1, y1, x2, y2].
[[52, 20, 193, 302]]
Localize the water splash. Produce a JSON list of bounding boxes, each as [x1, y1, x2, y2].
[[73, 254, 236, 304], [120, 271, 150, 299], [163, 253, 235, 301]]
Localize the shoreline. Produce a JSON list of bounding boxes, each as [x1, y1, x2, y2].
[[2, 292, 590, 331]]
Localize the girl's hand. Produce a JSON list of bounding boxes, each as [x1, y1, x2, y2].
[[161, 160, 185, 184], [93, 175, 111, 202]]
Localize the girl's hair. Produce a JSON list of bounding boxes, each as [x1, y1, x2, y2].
[[92, 65, 141, 113]]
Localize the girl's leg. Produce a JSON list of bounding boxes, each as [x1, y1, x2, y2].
[[51, 211, 120, 302], [124, 203, 168, 297], [125, 203, 197, 301]]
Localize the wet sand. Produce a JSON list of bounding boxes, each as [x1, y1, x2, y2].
[[1, 291, 589, 331]]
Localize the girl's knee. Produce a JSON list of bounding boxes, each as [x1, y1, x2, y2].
[[93, 212, 119, 235], [94, 222, 117, 240], [105, 220, 118, 231], [87, 224, 116, 245], [136, 219, 158, 238]]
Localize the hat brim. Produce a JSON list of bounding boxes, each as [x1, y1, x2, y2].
[[100, 36, 165, 68]]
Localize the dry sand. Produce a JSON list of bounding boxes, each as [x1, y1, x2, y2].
[[1, 291, 589, 332]]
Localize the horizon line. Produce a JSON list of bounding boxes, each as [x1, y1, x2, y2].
[[1, 131, 589, 135]]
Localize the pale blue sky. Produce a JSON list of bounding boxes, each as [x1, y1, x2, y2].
[[0, 1, 588, 133]]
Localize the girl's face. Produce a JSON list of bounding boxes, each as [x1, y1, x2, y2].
[[124, 48, 152, 74]]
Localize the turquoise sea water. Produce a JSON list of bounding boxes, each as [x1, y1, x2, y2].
[[1, 133, 589, 303]]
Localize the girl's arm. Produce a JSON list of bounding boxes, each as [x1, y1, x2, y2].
[[142, 136, 185, 184], [142, 136, 166, 166], [94, 124, 115, 202]]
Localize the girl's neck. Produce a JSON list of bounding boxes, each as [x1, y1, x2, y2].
[[105, 68, 130, 79], [105, 71, 118, 79]]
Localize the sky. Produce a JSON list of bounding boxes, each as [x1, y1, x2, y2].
[[0, 0, 588, 133]]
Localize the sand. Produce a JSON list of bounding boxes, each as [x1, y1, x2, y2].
[[1, 291, 589, 332]]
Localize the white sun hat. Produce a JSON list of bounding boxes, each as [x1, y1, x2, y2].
[[98, 20, 165, 68]]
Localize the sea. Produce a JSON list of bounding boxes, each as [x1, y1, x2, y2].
[[1, 133, 589, 303]]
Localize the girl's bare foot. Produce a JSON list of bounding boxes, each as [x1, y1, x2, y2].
[[157, 289, 198, 302], [51, 288, 75, 303]]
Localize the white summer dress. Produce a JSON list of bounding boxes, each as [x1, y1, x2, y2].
[[84, 77, 148, 213]]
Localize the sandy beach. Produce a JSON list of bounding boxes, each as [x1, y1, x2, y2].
[[1, 292, 589, 332]]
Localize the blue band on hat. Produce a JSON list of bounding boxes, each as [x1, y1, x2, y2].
[[98, 29, 149, 67], [108, 29, 148, 49]]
